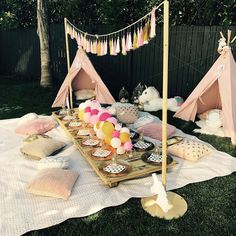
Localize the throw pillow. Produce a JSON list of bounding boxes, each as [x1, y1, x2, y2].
[[168, 138, 214, 161], [74, 89, 95, 100], [137, 122, 176, 140], [26, 168, 79, 200], [116, 103, 139, 124], [21, 138, 66, 160], [15, 118, 56, 135]]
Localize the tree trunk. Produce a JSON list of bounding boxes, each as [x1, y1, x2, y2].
[[37, 0, 52, 87]]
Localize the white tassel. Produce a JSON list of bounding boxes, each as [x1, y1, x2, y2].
[[116, 37, 120, 53]]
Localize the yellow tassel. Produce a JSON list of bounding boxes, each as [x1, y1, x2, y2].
[[133, 31, 137, 49], [97, 41, 102, 56], [143, 22, 150, 43], [109, 39, 113, 55]]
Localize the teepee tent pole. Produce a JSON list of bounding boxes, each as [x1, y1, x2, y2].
[[161, 0, 169, 189], [227, 30, 232, 46], [64, 17, 73, 109]]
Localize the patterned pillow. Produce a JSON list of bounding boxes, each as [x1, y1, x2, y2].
[[26, 168, 79, 200], [74, 89, 95, 100], [116, 103, 139, 124], [21, 138, 66, 160], [168, 139, 214, 161], [15, 118, 56, 135], [137, 122, 176, 140]]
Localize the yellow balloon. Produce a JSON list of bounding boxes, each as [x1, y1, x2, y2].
[[104, 135, 112, 145], [96, 121, 101, 129], [102, 121, 114, 136], [120, 132, 130, 143], [78, 110, 85, 120]]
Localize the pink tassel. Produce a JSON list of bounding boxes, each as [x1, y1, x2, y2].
[[77, 33, 81, 46], [102, 40, 105, 55], [122, 36, 127, 55], [84, 38, 87, 51], [116, 37, 120, 54], [81, 35, 84, 48], [128, 33, 133, 50], [104, 40, 108, 55], [150, 9, 156, 38], [137, 27, 144, 47], [100, 41, 104, 56], [93, 40, 97, 54], [86, 39, 91, 53]]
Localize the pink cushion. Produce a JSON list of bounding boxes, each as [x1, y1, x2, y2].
[[137, 122, 176, 140], [15, 118, 56, 135]]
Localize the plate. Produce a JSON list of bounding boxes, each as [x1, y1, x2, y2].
[[89, 147, 114, 161], [62, 115, 75, 121], [132, 140, 154, 152], [77, 129, 91, 136], [129, 130, 140, 140], [162, 136, 184, 147], [81, 138, 100, 147], [141, 152, 173, 166], [99, 161, 131, 177], [67, 121, 82, 128]]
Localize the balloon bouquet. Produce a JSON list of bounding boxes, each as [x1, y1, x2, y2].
[[77, 100, 133, 155]]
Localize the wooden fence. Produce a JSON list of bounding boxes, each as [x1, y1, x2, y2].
[[0, 25, 235, 99]]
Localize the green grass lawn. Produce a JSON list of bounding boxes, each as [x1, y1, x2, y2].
[[0, 77, 235, 236]]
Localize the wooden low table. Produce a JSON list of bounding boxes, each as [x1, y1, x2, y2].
[[52, 110, 176, 187]]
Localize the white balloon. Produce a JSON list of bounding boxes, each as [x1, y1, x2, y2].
[[117, 146, 125, 155], [79, 103, 86, 111], [120, 127, 130, 134], [115, 124, 122, 131], [110, 137, 121, 148]]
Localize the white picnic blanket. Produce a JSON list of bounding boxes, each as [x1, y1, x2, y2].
[[0, 114, 235, 236]]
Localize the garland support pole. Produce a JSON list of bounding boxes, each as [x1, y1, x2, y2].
[[64, 17, 73, 109], [141, 0, 188, 219], [161, 0, 169, 190]]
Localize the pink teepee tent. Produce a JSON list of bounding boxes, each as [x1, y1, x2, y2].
[[52, 48, 115, 107], [174, 46, 236, 144]]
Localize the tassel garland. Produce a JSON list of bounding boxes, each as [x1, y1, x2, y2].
[[66, 6, 157, 56]]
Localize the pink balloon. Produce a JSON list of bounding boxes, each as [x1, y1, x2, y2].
[[91, 109, 99, 116], [124, 141, 133, 151], [112, 130, 120, 138], [98, 109, 106, 117], [99, 112, 111, 121], [90, 115, 99, 125], [84, 112, 91, 123], [85, 107, 91, 113], [107, 117, 117, 125]]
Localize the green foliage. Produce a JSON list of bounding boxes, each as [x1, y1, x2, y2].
[[0, 0, 235, 30], [0, 0, 36, 29]]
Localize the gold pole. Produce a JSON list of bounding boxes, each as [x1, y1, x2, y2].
[[141, 1, 188, 219], [64, 17, 73, 109], [161, 0, 169, 189]]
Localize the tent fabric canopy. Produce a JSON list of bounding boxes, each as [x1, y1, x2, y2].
[[174, 47, 236, 145], [52, 48, 115, 107]]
